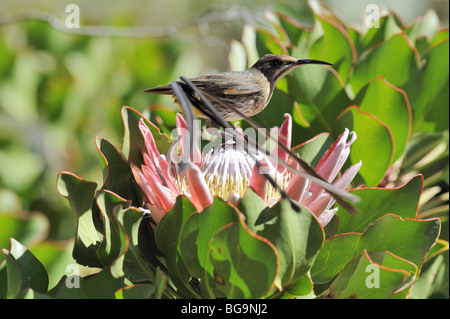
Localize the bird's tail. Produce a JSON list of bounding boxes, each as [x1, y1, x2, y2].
[[142, 85, 174, 95], [171, 76, 359, 215]]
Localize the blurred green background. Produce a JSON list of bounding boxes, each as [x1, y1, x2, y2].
[[0, 0, 448, 288]]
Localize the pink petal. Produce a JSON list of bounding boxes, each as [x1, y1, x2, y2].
[[142, 151, 162, 184], [330, 131, 357, 180], [176, 113, 202, 165], [318, 208, 338, 227], [249, 156, 274, 200], [315, 129, 349, 182], [249, 164, 268, 200], [141, 165, 175, 212], [286, 173, 308, 203], [313, 130, 346, 173], [305, 130, 356, 205], [232, 122, 246, 149], [233, 122, 244, 137], [278, 113, 292, 159], [333, 161, 362, 189], [186, 163, 213, 212], [307, 193, 333, 217], [131, 164, 162, 210], [287, 157, 298, 170], [268, 126, 279, 166], [270, 113, 292, 173], [226, 192, 241, 206], [176, 113, 188, 137], [139, 119, 161, 165], [158, 155, 180, 196], [146, 205, 166, 225], [307, 162, 362, 216]]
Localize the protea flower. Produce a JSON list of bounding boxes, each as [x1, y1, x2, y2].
[[131, 113, 361, 226]]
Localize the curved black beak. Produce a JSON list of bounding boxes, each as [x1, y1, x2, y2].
[[297, 59, 334, 67]]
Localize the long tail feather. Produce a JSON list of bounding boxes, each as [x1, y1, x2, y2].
[[177, 76, 301, 211], [200, 95, 360, 214], [174, 76, 359, 215], [142, 85, 173, 95]]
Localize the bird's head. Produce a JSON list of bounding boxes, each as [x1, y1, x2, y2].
[[251, 54, 333, 85]]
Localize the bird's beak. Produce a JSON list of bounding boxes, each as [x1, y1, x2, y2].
[[296, 59, 334, 67]]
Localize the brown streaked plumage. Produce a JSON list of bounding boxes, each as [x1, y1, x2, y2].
[[143, 54, 333, 127]]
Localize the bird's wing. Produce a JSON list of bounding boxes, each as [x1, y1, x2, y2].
[[143, 72, 262, 96], [188, 72, 262, 96]]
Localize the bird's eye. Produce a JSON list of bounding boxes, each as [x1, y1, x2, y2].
[[273, 59, 283, 66]]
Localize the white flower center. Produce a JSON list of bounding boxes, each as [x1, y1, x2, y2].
[[201, 144, 256, 199]]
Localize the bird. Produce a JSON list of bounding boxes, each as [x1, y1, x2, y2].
[[142, 54, 333, 127]]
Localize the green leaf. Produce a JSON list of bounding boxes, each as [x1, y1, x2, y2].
[[179, 198, 239, 298], [374, 250, 418, 295], [287, 65, 350, 138], [356, 214, 441, 267], [264, 11, 290, 46], [413, 39, 449, 132], [1, 250, 22, 298], [255, 27, 287, 56], [347, 27, 362, 53], [401, 132, 446, 174], [362, 15, 402, 50], [354, 76, 412, 162], [242, 25, 263, 66], [137, 215, 162, 275], [237, 187, 268, 233], [154, 266, 168, 299], [243, 90, 295, 141], [115, 283, 156, 299], [425, 239, 449, 263], [111, 206, 156, 283], [155, 196, 196, 287], [430, 29, 449, 47], [336, 174, 423, 233], [322, 250, 411, 299], [409, 252, 448, 299], [311, 233, 361, 284], [2, 238, 49, 298], [209, 216, 278, 299], [50, 275, 87, 299], [291, 23, 314, 58], [120, 106, 146, 166], [56, 172, 102, 267], [350, 33, 421, 99], [120, 106, 171, 165], [370, 250, 418, 297], [95, 137, 133, 200], [276, 12, 307, 51], [229, 40, 247, 72], [257, 199, 324, 290], [96, 190, 130, 267], [309, 12, 356, 83], [0, 261, 7, 299], [406, 10, 440, 45], [286, 273, 314, 297], [15, 288, 53, 299], [30, 241, 77, 291], [55, 268, 126, 299], [332, 105, 393, 186]]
